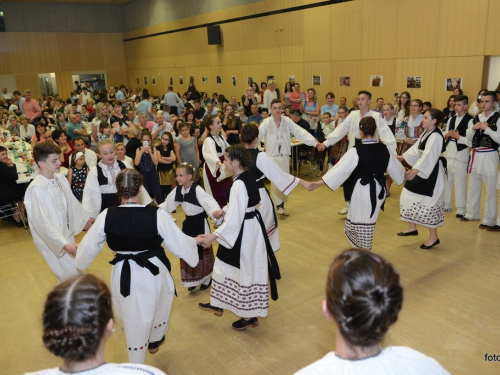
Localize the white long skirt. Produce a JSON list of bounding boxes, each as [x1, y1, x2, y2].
[[111, 252, 174, 364], [210, 217, 269, 318], [400, 164, 446, 228], [345, 180, 385, 250]]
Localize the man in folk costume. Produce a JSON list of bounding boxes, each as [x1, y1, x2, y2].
[[321, 91, 397, 215], [258, 98, 322, 216], [461, 91, 500, 230], [443, 95, 473, 219]]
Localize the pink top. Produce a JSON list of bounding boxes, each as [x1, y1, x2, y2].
[[21, 99, 42, 121], [143, 121, 156, 131], [290, 92, 303, 110]]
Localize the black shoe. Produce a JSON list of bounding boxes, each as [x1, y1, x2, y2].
[[232, 317, 259, 330], [479, 224, 491, 229], [188, 286, 196, 291], [455, 214, 464, 219], [148, 335, 165, 354], [200, 278, 212, 291], [198, 303, 223, 316], [460, 217, 470, 222], [488, 225, 500, 232], [15, 221, 24, 227], [420, 239, 440, 250], [397, 230, 418, 236]]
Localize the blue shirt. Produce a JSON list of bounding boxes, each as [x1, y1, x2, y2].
[[116, 90, 127, 107], [66, 122, 81, 140], [136, 100, 153, 121], [248, 113, 263, 124], [320, 103, 339, 117], [19, 97, 25, 115]]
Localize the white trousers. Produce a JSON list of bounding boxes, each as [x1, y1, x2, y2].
[[444, 165, 467, 215], [269, 155, 289, 206], [465, 172, 497, 225]]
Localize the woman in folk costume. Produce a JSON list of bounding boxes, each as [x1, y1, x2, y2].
[[82, 139, 151, 219], [396, 99, 424, 156], [239, 123, 311, 251], [397, 109, 446, 250], [198, 145, 281, 330], [310, 117, 405, 250], [160, 163, 223, 291], [76, 169, 201, 363], [201, 115, 232, 207]]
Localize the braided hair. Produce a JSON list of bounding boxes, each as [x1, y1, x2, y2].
[[116, 169, 142, 202], [42, 274, 113, 361], [226, 144, 251, 170], [326, 249, 403, 348]]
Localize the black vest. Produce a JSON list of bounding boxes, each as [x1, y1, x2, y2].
[[471, 112, 500, 150], [97, 160, 126, 186], [247, 149, 265, 181], [226, 171, 260, 207], [353, 142, 390, 217], [445, 113, 473, 152], [207, 134, 222, 153], [174, 184, 202, 207], [104, 206, 163, 251]]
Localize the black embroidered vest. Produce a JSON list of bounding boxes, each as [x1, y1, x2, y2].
[[446, 113, 473, 152], [247, 149, 265, 181], [174, 184, 201, 207], [471, 112, 500, 150], [97, 160, 126, 186]]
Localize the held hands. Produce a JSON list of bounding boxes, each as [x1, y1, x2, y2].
[[198, 233, 217, 248], [405, 169, 419, 181], [213, 209, 224, 219], [396, 155, 405, 162], [316, 143, 326, 152], [308, 180, 324, 191], [63, 243, 78, 257]]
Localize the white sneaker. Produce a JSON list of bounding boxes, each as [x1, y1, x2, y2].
[[277, 207, 289, 216], [338, 206, 349, 215]]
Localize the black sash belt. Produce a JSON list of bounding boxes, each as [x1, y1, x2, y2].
[[109, 248, 172, 298], [404, 157, 447, 198], [183, 211, 208, 259], [359, 173, 387, 218], [246, 210, 281, 301], [257, 179, 278, 232]]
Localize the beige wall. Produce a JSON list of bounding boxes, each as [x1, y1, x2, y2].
[[0, 32, 127, 99], [124, 0, 496, 108]]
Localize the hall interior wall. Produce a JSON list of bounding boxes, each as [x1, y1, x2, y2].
[[124, 0, 500, 107]]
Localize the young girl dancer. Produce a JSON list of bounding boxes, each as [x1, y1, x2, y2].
[[202, 115, 232, 207], [198, 145, 281, 331], [82, 139, 151, 219], [135, 130, 164, 204], [310, 117, 405, 250], [238, 123, 311, 251], [160, 163, 222, 291], [176, 122, 200, 181], [67, 151, 88, 202], [77, 169, 201, 364]]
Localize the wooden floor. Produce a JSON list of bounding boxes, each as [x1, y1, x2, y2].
[[2, 176, 500, 375]]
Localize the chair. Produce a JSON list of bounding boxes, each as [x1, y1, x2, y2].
[[297, 148, 318, 178], [0, 201, 27, 229]]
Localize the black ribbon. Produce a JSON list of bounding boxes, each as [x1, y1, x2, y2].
[[109, 248, 172, 297], [183, 211, 208, 259], [359, 174, 387, 218], [257, 179, 278, 232]]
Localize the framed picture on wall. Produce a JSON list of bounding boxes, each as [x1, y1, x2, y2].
[[231, 75, 237, 87], [370, 75, 383, 87], [180, 76, 184, 85], [247, 77, 254, 86], [202, 76, 208, 84], [216, 76, 222, 84], [340, 76, 350, 87], [189, 76, 195, 83], [136, 77, 140, 85], [152, 77, 156, 85], [407, 76, 422, 89], [144, 77, 147, 85], [169, 77, 173, 85], [446, 78, 462, 91], [312, 75, 321, 86]]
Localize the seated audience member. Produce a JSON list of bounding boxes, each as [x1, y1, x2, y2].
[[237, 106, 248, 125], [423, 101, 432, 113], [261, 107, 269, 120], [52, 129, 74, 168], [296, 249, 450, 375], [19, 115, 36, 141], [247, 104, 263, 124], [0, 145, 27, 226], [31, 121, 48, 146], [26, 274, 166, 375]]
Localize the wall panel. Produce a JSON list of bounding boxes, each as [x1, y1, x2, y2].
[[361, 0, 398, 60], [330, 0, 361, 62], [485, 0, 500, 55]]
